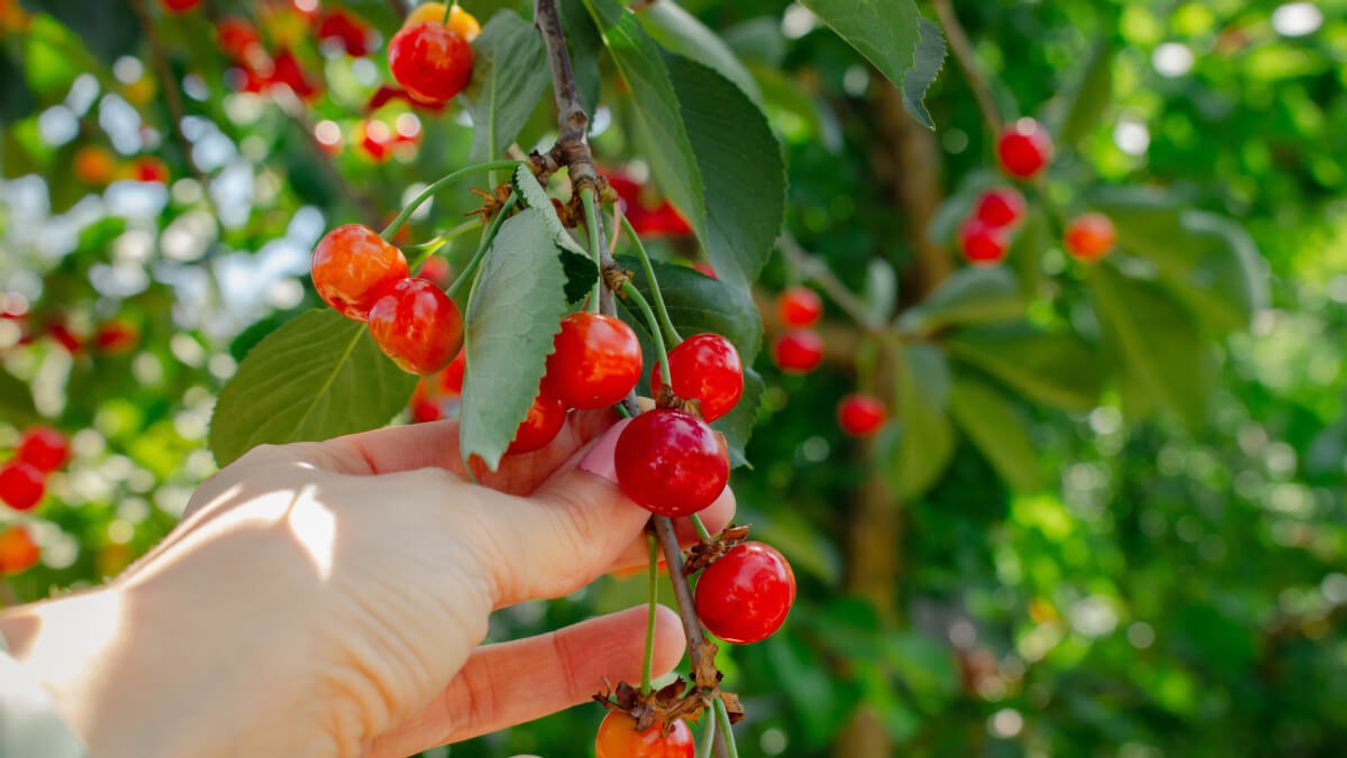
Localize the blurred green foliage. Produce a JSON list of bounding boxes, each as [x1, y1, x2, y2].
[[2, 0, 1346, 756]]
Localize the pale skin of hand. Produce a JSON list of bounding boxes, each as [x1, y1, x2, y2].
[[0, 409, 735, 757]]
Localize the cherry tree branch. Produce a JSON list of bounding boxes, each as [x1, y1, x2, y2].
[[931, 0, 1003, 135]]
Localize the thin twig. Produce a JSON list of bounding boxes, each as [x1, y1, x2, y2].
[[931, 0, 1003, 135], [777, 234, 883, 332]]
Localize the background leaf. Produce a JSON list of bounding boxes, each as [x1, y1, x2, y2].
[[801, 0, 924, 122], [1054, 36, 1113, 146], [902, 18, 946, 129], [636, 0, 763, 104], [460, 209, 572, 471], [889, 343, 955, 499], [463, 10, 551, 163], [897, 266, 1023, 335], [948, 375, 1041, 491], [208, 310, 417, 466], [946, 324, 1102, 411]]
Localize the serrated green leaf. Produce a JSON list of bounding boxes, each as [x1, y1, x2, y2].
[[946, 324, 1102, 412], [1087, 264, 1214, 430], [666, 55, 785, 288], [890, 343, 955, 500], [208, 310, 417, 466], [948, 375, 1041, 491], [801, 0, 928, 123], [511, 165, 598, 303], [460, 209, 572, 471], [897, 266, 1023, 335], [582, 0, 707, 240], [1056, 37, 1113, 147], [715, 368, 763, 468], [636, 0, 763, 105], [902, 18, 946, 129], [463, 10, 551, 163]]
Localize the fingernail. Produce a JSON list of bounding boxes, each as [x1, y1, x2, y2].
[[578, 418, 631, 483]]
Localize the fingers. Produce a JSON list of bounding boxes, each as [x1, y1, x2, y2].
[[367, 606, 686, 758]]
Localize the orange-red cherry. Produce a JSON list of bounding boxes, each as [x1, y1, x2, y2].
[[0, 526, 40, 574], [694, 541, 796, 644], [368, 278, 463, 375], [543, 313, 642, 410], [388, 22, 473, 105], [311, 225, 410, 321], [777, 286, 823, 328], [837, 393, 886, 437], [614, 409, 729, 518], [772, 329, 823, 374], [650, 333, 743, 423], [1064, 212, 1116, 261], [594, 711, 694, 758], [506, 392, 567, 455]]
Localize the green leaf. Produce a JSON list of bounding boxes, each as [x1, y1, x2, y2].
[[463, 10, 551, 163], [862, 258, 899, 324], [1092, 187, 1269, 333], [511, 165, 598, 303], [801, 0, 930, 125], [1055, 36, 1113, 146], [666, 55, 786, 287], [1087, 264, 1215, 430], [636, 0, 763, 105], [208, 310, 417, 466], [945, 324, 1102, 412], [902, 18, 946, 130], [948, 375, 1041, 491], [460, 209, 572, 471], [0, 55, 35, 127], [1009, 204, 1049, 296], [897, 266, 1023, 335], [582, 0, 707, 240], [559, 0, 603, 115], [23, 0, 138, 63], [889, 344, 955, 500], [0, 369, 38, 426]]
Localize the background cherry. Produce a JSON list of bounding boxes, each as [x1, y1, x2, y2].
[[1064, 212, 1117, 261], [997, 118, 1053, 179], [0, 526, 39, 575], [837, 394, 887, 437], [388, 22, 473, 104], [772, 329, 823, 374], [0, 461, 45, 511], [614, 409, 729, 518], [16, 427, 69, 473], [777, 286, 823, 328], [506, 392, 567, 455], [650, 333, 743, 422], [543, 312, 642, 410], [594, 711, 694, 758], [311, 224, 410, 321], [975, 187, 1026, 228], [694, 541, 796, 645], [368, 278, 463, 375], [959, 218, 1009, 265]]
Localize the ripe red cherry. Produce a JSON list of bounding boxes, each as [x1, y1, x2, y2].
[[16, 427, 69, 473], [311, 225, 410, 321], [837, 393, 887, 437], [595, 711, 695, 758], [440, 350, 466, 395], [650, 333, 743, 423], [997, 118, 1053, 179], [0, 525, 39, 575], [506, 392, 567, 455], [318, 11, 372, 57], [975, 187, 1026, 228], [694, 541, 796, 644], [777, 286, 823, 328], [0, 462, 45, 511], [388, 22, 473, 104], [270, 49, 321, 101], [94, 320, 140, 354], [368, 279, 464, 375], [161, 0, 201, 12], [1064, 212, 1116, 261], [772, 329, 823, 374], [614, 409, 729, 518], [543, 313, 642, 410], [959, 218, 1009, 265]]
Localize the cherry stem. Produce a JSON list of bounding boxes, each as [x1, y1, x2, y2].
[[446, 192, 518, 301], [380, 160, 523, 242], [690, 513, 714, 543], [696, 704, 718, 758], [442, 0, 455, 25], [641, 532, 659, 694], [620, 281, 673, 388], [581, 187, 605, 314], [406, 218, 485, 271], [620, 213, 682, 347], [713, 699, 739, 758]]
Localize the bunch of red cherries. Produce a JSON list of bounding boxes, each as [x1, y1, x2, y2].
[[959, 118, 1117, 265], [0, 427, 69, 576]]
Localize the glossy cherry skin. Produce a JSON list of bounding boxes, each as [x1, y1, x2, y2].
[[650, 333, 743, 423], [388, 22, 473, 105], [16, 427, 69, 473], [0, 526, 39, 575], [997, 118, 1053, 179], [772, 329, 824, 374], [595, 711, 694, 758], [507, 392, 567, 455], [405, 2, 482, 41], [959, 218, 1009, 265], [695, 541, 796, 644], [311, 225, 410, 321], [777, 286, 823, 328], [368, 279, 464, 375], [837, 394, 887, 437], [975, 187, 1026, 228], [1064, 212, 1116, 261], [440, 350, 466, 395], [0, 461, 45, 511], [543, 313, 643, 410], [614, 409, 729, 518]]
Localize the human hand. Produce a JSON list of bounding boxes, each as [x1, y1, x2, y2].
[[0, 410, 734, 757]]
